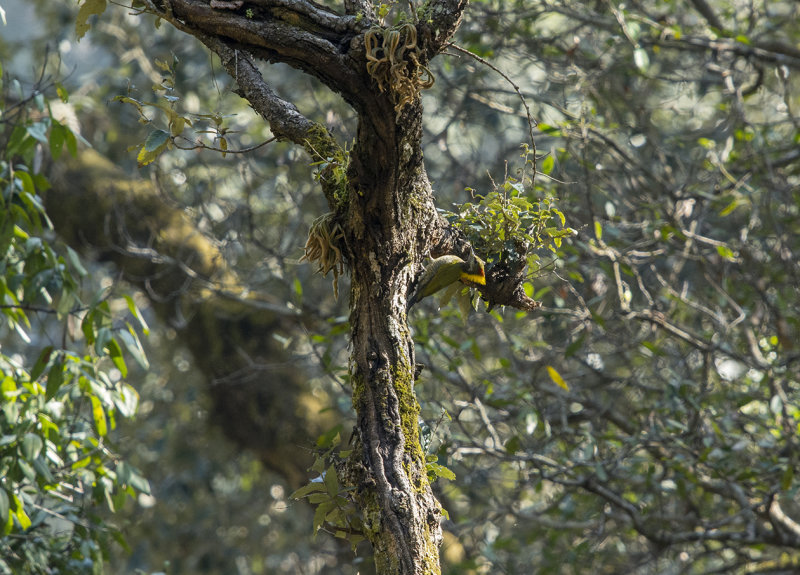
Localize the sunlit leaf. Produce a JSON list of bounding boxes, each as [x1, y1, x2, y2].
[[76, 0, 108, 40], [90, 395, 108, 437], [546, 365, 569, 391]]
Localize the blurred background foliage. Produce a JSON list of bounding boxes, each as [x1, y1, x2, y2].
[[1, 0, 799, 573]]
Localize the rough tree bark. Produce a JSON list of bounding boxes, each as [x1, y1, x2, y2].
[[117, 1, 532, 572]]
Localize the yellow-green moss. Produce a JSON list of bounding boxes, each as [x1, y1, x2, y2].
[[304, 123, 350, 210], [393, 361, 425, 466]]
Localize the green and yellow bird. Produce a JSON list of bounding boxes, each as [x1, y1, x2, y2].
[[407, 252, 486, 310]]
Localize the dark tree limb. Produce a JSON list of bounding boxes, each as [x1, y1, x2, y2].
[[196, 35, 319, 145]]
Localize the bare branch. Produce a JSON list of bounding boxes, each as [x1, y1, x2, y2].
[[196, 37, 319, 146], [688, 0, 724, 30]]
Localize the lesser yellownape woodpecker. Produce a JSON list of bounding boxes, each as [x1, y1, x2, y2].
[[407, 252, 486, 310]]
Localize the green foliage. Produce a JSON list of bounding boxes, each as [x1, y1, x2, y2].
[[75, 0, 107, 41], [290, 430, 366, 552], [0, 65, 149, 574], [14, 0, 798, 572], [115, 56, 263, 167], [441, 148, 575, 272]]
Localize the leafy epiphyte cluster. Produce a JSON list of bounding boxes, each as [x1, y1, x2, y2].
[[443, 154, 576, 274]]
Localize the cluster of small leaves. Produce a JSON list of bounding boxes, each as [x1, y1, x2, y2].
[[441, 152, 576, 271], [1, 65, 149, 574], [306, 131, 351, 208], [114, 57, 190, 167], [291, 423, 457, 551], [114, 57, 248, 167], [290, 427, 366, 552]]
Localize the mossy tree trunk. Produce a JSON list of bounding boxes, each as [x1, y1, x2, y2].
[[49, 149, 328, 487], [342, 100, 443, 572]]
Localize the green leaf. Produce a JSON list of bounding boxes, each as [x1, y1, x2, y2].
[[716, 245, 736, 261], [719, 198, 747, 216], [323, 465, 339, 496], [76, 0, 108, 40], [541, 155, 555, 175], [0, 490, 8, 530], [94, 326, 112, 356], [66, 246, 88, 277], [117, 461, 151, 495], [90, 395, 108, 437], [49, 121, 66, 160], [82, 310, 96, 345], [45, 359, 65, 400], [427, 461, 456, 481], [316, 424, 342, 448], [505, 435, 521, 454], [113, 382, 139, 418], [290, 482, 327, 500], [14, 495, 31, 530], [106, 338, 128, 378], [123, 294, 149, 334], [64, 127, 78, 156], [137, 129, 171, 167], [30, 346, 54, 382], [594, 220, 603, 241], [118, 328, 150, 370], [26, 121, 49, 144], [56, 82, 69, 103], [143, 129, 170, 153], [21, 434, 43, 460], [313, 499, 336, 534]]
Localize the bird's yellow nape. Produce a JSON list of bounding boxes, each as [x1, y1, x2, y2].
[[460, 271, 486, 285]]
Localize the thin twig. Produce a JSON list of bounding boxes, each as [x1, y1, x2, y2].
[[173, 135, 277, 154], [445, 42, 537, 184]]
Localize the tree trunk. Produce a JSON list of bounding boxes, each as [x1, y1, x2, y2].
[[342, 99, 443, 573]]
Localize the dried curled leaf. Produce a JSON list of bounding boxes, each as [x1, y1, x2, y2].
[[365, 23, 435, 119], [300, 212, 345, 298]]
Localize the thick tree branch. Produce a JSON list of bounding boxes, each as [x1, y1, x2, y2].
[[151, 0, 366, 103], [193, 34, 318, 146]]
